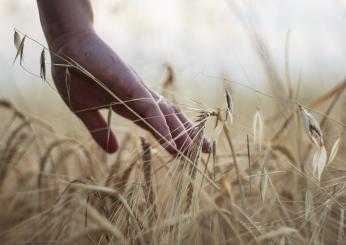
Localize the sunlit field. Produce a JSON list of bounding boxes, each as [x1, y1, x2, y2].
[[1, 1, 346, 244]]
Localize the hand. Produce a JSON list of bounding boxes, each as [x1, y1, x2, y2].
[[49, 30, 209, 154]]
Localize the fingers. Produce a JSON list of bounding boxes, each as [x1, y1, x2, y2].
[[172, 105, 210, 153], [125, 85, 177, 153], [77, 110, 118, 153], [157, 101, 193, 154], [148, 89, 210, 154], [104, 64, 207, 155], [112, 105, 178, 154]]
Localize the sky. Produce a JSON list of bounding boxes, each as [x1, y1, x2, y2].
[[1, 0, 346, 105]]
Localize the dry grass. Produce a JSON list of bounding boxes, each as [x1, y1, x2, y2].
[[2, 26, 346, 244]]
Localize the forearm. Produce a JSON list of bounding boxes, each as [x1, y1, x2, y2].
[[37, 0, 94, 50]]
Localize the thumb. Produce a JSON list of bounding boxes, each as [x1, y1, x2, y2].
[[76, 110, 118, 153]]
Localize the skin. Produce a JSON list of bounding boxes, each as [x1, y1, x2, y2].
[[36, 0, 209, 154]]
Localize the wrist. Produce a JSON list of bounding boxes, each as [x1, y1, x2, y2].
[[43, 23, 94, 52], [37, 0, 94, 51]]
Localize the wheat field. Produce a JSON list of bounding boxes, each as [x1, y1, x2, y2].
[[1, 10, 346, 244]]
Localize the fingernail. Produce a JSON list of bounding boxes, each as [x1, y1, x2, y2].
[[202, 137, 211, 153]]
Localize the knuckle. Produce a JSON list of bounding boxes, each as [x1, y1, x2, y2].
[[171, 105, 181, 113], [164, 103, 175, 114], [143, 101, 158, 115]]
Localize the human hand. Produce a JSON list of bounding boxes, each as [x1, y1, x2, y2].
[[48, 30, 210, 154]]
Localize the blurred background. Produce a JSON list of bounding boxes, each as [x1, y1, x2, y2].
[[1, 0, 346, 140]]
